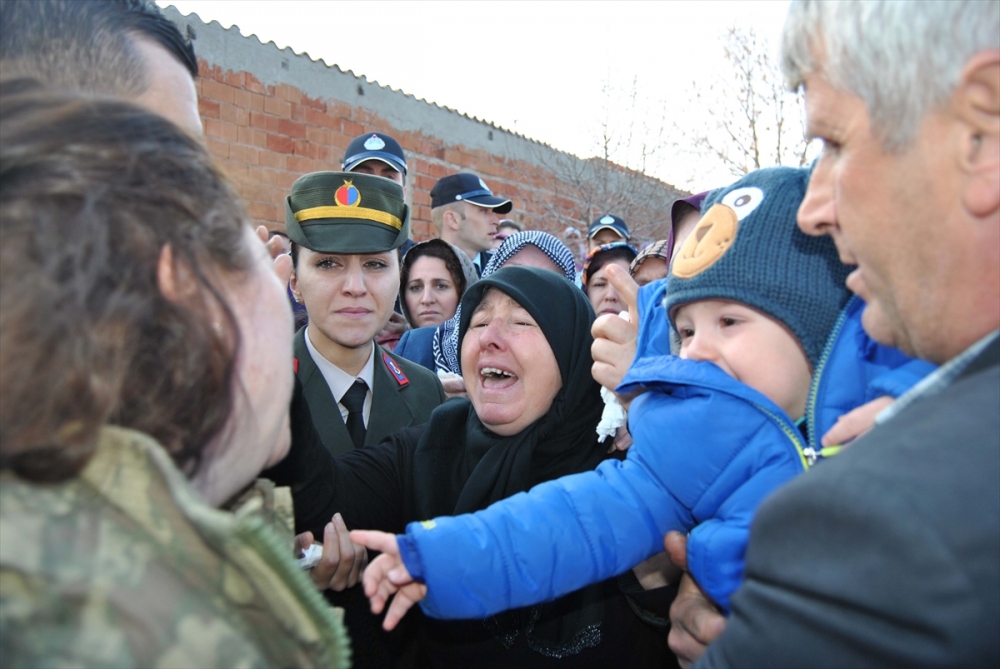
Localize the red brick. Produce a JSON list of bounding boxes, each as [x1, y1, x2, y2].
[[264, 96, 291, 118], [278, 118, 307, 139], [398, 134, 421, 152], [248, 92, 265, 112], [202, 79, 235, 105], [198, 99, 221, 119], [326, 101, 353, 118], [266, 134, 294, 154], [246, 73, 266, 94], [331, 132, 352, 150], [301, 94, 325, 110], [412, 191, 431, 206], [229, 144, 258, 165], [222, 159, 250, 180], [224, 70, 246, 89], [251, 129, 269, 149], [274, 171, 300, 189], [247, 201, 278, 221], [410, 158, 429, 175], [204, 118, 238, 143], [414, 174, 437, 192], [305, 107, 338, 130], [258, 151, 287, 171], [291, 103, 307, 122], [246, 165, 267, 184], [316, 145, 333, 164], [233, 88, 250, 111], [287, 155, 318, 174], [427, 162, 448, 178], [306, 126, 331, 146], [249, 111, 268, 130], [220, 103, 248, 126], [276, 84, 302, 104], [197, 59, 212, 78], [205, 137, 229, 160], [341, 119, 364, 137]]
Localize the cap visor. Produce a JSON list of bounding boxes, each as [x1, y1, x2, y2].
[[466, 196, 513, 214], [587, 224, 628, 239], [343, 153, 407, 175]]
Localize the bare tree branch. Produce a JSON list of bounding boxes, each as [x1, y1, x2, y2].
[[669, 24, 810, 188]]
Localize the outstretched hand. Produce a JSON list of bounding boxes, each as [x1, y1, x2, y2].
[[350, 530, 427, 631], [294, 513, 368, 592], [591, 263, 642, 407], [664, 531, 727, 668]]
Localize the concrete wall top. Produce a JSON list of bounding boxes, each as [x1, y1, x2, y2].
[[162, 5, 586, 170]]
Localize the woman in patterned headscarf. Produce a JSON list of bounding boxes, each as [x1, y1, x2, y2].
[[432, 230, 577, 376]]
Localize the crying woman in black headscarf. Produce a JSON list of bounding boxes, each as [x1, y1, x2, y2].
[[285, 266, 673, 667]]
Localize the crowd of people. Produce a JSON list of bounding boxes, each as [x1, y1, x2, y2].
[[0, 1, 997, 668]]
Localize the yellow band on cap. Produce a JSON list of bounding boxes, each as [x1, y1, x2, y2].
[[294, 205, 403, 231]]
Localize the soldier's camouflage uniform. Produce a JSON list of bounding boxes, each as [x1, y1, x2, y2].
[[0, 426, 351, 668]]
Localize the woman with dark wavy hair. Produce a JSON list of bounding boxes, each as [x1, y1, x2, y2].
[[0, 81, 348, 668]]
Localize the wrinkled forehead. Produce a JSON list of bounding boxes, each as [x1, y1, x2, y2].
[[472, 287, 523, 316]]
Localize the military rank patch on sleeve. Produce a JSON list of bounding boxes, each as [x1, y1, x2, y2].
[[383, 352, 409, 386]]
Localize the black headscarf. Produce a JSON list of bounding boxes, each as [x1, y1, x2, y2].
[[412, 266, 605, 518], [411, 266, 610, 658]]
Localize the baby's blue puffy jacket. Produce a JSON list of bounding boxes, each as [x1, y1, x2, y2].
[[396, 294, 935, 617]]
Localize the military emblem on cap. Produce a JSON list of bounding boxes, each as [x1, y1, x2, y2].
[[600, 215, 615, 225], [334, 180, 362, 207], [363, 134, 386, 151], [284, 171, 410, 254]]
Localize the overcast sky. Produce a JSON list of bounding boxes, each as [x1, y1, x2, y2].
[[160, 0, 796, 192]]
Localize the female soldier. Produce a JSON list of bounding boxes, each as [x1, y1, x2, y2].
[[285, 172, 446, 457]]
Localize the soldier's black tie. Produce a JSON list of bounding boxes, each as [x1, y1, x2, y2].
[[341, 379, 368, 449]]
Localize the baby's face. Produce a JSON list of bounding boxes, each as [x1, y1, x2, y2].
[[674, 299, 813, 420]]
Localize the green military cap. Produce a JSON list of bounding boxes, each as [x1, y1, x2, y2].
[[285, 171, 410, 253]]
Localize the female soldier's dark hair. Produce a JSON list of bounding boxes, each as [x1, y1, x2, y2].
[[0, 80, 250, 482]]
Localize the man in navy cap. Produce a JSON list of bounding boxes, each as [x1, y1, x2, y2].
[[587, 214, 630, 252], [342, 132, 407, 186], [342, 132, 412, 349], [430, 172, 512, 275]]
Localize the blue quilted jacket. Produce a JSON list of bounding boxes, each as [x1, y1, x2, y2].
[[395, 295, 935, 617]]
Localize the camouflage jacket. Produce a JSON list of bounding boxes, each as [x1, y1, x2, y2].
[[0, 426, 351, 668]]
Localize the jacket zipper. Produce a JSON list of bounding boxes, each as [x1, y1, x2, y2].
[[803, 299, 853, 463], [750, 402, 811, 470]]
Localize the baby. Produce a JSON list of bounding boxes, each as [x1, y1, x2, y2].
[[352, 166, 932, 626]]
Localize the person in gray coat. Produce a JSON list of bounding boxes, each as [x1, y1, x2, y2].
[[667, 2, 1000, 666]]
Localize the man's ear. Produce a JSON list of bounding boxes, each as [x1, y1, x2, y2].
[[156, 243, 198, 302], [953, 50, 1000, 218], [444, 208, 462, 233]]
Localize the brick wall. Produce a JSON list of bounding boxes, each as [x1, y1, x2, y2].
[[167, 6, 685, 245]]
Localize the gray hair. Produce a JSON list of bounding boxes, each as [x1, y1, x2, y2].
[[781, 0, 1000, 150]]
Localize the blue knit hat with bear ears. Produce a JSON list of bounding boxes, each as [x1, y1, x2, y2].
[[664, 166, 852, 368]]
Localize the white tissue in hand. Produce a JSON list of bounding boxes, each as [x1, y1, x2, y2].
[[297, 543, 324, 569], [596, 386, 627, 441]]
